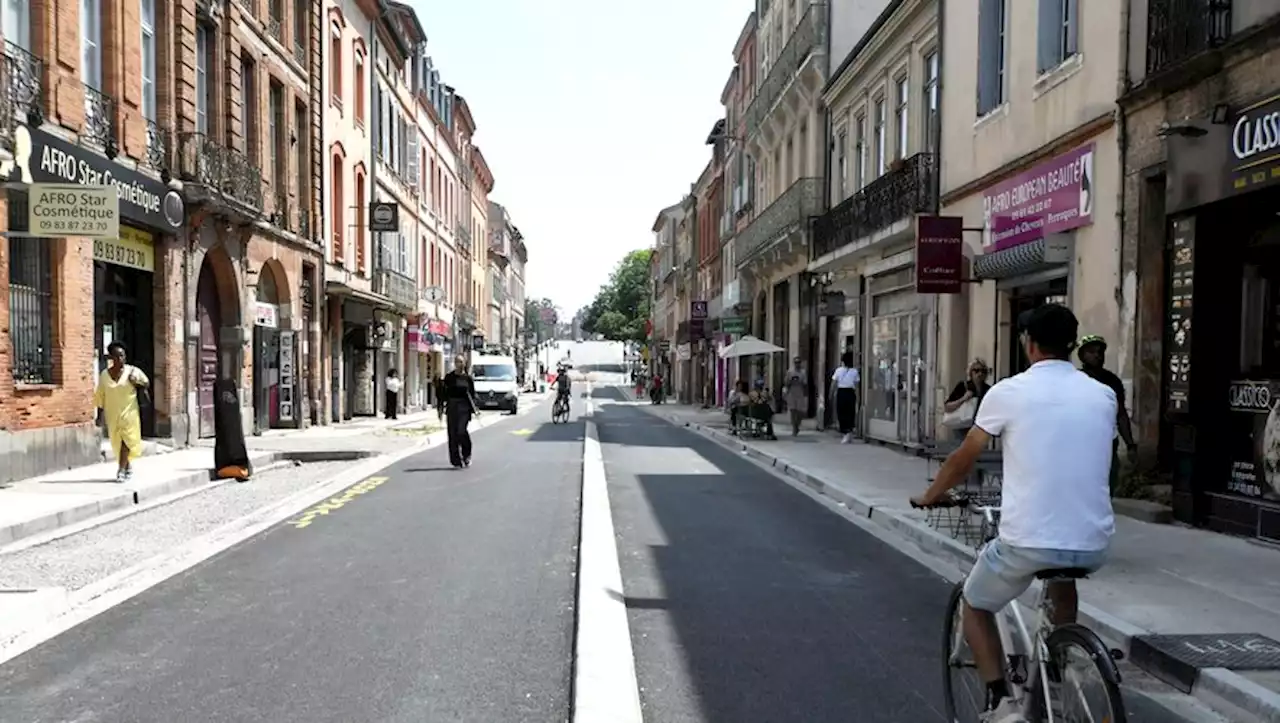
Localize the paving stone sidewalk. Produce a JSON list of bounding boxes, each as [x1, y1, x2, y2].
[[635, 397, 1280, 722]]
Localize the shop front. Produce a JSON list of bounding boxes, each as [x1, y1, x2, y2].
[[14, 123, 186, 439], [863, 254, 929, 445], [1161, 90, 1280, 540], [251, 270, 299, 433]]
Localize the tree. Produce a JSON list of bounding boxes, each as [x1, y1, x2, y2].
[[582, 249, 653, 343], [524, 297, 557, 341]]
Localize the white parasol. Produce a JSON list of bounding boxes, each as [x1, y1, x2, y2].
[[718, 335, 786, 359]]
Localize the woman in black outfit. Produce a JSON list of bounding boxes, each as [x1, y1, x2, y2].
[[437, 355, 479, 468], [944, 358, 991, 439]]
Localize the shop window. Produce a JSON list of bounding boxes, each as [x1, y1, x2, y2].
[[354, 50, 365, 126], [8, 197, 54, 384]]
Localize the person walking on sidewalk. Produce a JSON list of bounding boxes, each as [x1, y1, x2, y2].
[[911, 304, 1116, 723], [942, 359, 992, 441], [93, 341, 150, 483], [438, 355, 479, 468], [1077, 335, 1137, 494], [829, 351, 860, 443], [783, 356, 809, 436], [384, 369, 401, 420]]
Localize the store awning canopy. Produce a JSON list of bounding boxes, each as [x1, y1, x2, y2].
[[973, 236, 1073, 281], [719, 335, 785, 359]]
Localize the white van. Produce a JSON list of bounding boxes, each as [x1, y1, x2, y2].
[[470, 351, 519, 414]]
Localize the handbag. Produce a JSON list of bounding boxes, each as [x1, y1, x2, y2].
[[128, 365, 152, 408], [941, 397, 977, 429]]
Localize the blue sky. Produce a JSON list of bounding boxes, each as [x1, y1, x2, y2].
[[409, 0, 751, 316]]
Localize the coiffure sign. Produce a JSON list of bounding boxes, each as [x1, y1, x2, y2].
[[1229, 93, 1280, 196]]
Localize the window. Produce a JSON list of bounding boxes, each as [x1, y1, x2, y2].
[[270, 81, 285, 189], [873, 99, 886, 177], [354, 171, 366, 272], [3, 0, 31, 50], [295, 99, 308, 208], [140, 0, 156, 120], [329, 24, 342, 106], [80, 0, 101, 87], [8, 198, 53, 385], [923, 51, 939, 153], [1037, 0, 1078, 73], [195, 24, 213, 134], [854, 114, 866, 190], [353, 51, 365, 125], [331, 155, 344, 262], [894, 76, 909, 160], [293, 0, 307, 56], [835, 129, 847, 201], [241, 56, 257, 163], [977, 0, 1008, 116]]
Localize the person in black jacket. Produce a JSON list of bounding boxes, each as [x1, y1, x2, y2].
[[438, 354, 479, 468]]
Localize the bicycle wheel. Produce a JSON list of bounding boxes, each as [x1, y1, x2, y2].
[[941, 582, 986, 722], [1041, 624, 1127, 723]]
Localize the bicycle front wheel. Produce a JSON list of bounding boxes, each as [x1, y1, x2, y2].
[[1042, 624, 1127, 723], [941, 582, 986, 722]]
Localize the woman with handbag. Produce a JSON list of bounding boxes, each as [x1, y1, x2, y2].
[[941, 358, 990, 439], [93, 341, 150, 483]]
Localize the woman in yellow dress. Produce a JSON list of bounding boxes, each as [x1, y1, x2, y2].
[[93, 341, 150, 482]]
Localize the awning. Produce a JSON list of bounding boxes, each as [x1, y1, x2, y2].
[[973, 237, 1070, 280]]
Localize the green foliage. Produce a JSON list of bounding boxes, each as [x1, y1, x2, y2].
[[582, 249, 653, 343], [524, 297, 557, 341]]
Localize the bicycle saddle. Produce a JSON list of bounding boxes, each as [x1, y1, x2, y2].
[[1034, 567, 1090, 580]]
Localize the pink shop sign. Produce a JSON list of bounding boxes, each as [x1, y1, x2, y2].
[[983, 143, 1096, 251]]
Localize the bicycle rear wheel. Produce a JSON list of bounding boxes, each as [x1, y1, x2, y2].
[[942, 582, 986, 722], [1041, 624, 1127, 723]]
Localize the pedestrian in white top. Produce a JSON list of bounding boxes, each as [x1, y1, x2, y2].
[[911, 304, 1116, 723], [829, 351, 860, 443], [384, 369, 402, 420]]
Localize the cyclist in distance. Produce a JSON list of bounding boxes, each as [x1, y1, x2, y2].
[[555, 363, 572, 408], [910, 304, 1117, 723]]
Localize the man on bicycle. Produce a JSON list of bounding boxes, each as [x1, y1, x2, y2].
[[911, 304, 1116, 723], [554, 364, 572, 409]]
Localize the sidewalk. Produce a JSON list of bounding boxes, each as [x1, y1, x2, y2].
[[638, 398, 1280, 722]]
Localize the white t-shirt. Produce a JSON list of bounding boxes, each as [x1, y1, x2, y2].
[[832, 366, 860, 389], [974, 359, 1117, 551], [385, 377, 402, 393]]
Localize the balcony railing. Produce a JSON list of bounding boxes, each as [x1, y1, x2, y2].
[[144, 119, 168, 170], [177, 132, 264, 210], [743, 3, 826, 138], [812, 152, 936, 259], [372, 268, 418, 309], [1146, 0, 1232, 76], [456, 223, 472, 244], [735, 177, 823, 264], [0, 42, 43, 150], [82, 84, 117, 156]]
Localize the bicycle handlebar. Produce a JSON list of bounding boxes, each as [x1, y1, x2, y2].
[[910, 496, 1001, 523]]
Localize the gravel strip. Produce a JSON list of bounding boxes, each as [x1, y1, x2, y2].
[[0, 460, 357, 592]]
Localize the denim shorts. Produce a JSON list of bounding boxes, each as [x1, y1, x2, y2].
[[962, 538, 1108, 613]]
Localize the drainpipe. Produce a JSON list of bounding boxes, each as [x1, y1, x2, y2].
[[1115, 0, 1132, 387], [928, 0, 947, 441]]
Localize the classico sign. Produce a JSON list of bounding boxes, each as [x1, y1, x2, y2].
[[1228, 92, 1280, 196]]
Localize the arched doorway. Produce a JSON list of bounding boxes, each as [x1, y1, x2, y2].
[[196, 259, 223, 438], [252, 262, 292, 432]]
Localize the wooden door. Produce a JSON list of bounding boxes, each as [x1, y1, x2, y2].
[[197, 265, 221, 438]]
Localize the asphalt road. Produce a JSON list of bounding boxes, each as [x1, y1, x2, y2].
[[0, 398, 583, 723]]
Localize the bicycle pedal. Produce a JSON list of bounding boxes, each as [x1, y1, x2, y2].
[[1110, 648, 1124, 661]]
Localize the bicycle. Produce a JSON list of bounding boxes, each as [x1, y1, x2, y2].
[[916, 498, 1127, 723], [551, 394, 570, 424]]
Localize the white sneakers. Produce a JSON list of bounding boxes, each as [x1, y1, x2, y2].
[[840, 433, 852, 444], [980, 699, 1026, 723]]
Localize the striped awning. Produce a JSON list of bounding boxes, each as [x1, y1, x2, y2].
[[973, 238, 1063, 280]]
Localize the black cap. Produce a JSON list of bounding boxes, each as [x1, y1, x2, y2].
[[1017, 303, 1079, 357]]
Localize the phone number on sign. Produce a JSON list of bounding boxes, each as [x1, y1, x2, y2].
[[32, 218, 115, 234]]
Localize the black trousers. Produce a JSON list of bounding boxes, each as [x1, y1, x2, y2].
[[445, 403, 473, 465], [384, 390, 398, 419], [836, 388, 857, 434]]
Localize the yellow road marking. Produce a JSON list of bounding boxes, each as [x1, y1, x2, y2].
[[288, 476, 390, 529], [511, 429, 533, 436]]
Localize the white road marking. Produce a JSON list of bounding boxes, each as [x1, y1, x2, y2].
[[572, 390, 644, 723]]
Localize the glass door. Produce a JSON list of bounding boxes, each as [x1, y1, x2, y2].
[[868, 316, 899, 440]]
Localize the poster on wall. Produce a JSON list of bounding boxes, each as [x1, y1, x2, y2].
[[1165, 217, 1195, 414], [279, 331, 295, 423], [1226, 379, 1280, 500]]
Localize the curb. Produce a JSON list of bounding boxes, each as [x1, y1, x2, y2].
[[0, 398, 545, 553], [651, 408, 1280, 723]]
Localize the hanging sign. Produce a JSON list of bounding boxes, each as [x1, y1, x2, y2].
[[28, 183, 119, 239], [254, 302, 279, 328], [915, 215, 965, 294]]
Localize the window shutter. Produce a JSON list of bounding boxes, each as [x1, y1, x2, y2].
[[407, 132, 419, 189], [1037, 0, 1060, 73], [977, 0, 1000, 114]]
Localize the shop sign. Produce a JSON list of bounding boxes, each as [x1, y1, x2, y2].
[[915, 215, 964, 294], [817, 291, 847, 316], [254, 302, 279, 328], [406, 324, 422, 351], [427, 319, 451, 336], [27, 183, 119, 239], [722, 316, 748, 335], [690, 300, 708, 320], [94, 225, 155, 272], [369, 201, 399, 232], [982, 143, 1095, 251], [1165, 217, 1195, 414], [676, 343, 692, 361], [278, 331, 295, 423], [1228, 92, 1280, 195], [1225, 379, 1280, 500], [421, 285, 446, 303], [14, 124, 184, 231]]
